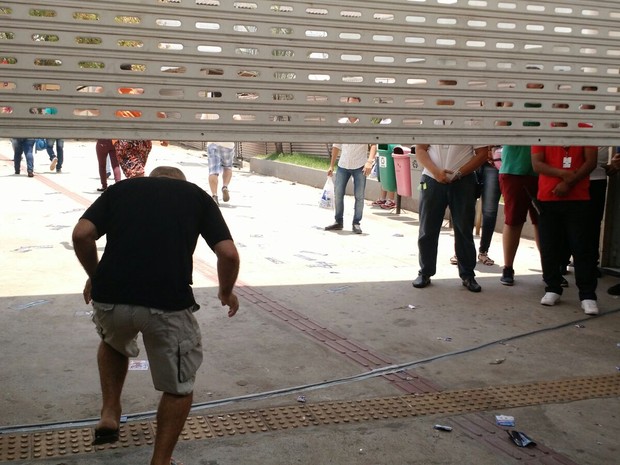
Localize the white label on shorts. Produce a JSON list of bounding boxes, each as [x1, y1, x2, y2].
[[129, 360, 150, 370]]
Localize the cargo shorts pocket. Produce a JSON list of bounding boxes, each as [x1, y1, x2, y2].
[[178, 335, 203, 384]]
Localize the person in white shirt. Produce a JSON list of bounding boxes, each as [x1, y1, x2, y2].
[[324, 142, 377, 234], [412, 144, 489, 292]]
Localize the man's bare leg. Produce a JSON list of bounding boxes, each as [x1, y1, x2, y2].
[[502, 223, 524, 268], [150, 392, 193, 465], [503, 223, 540, 268], [96, 341, 128, 431], [208, 174, 219, 196], [222, 168, 232, 189]]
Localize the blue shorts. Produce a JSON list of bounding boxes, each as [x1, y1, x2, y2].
[[207, 143, 235, 175]]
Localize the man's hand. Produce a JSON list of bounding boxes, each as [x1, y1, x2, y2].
[[219, 291, 239, 317], [560, 170, 577, 186], [83, 278, 92, 304], [552, 181, 571, 197], [436, 169, 452, 184]]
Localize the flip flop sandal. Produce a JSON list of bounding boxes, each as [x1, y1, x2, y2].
[[92, 427, 120, 445], [449, 255, 458, 265], [478, 253, 494, 266]]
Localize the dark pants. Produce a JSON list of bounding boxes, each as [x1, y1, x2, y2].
[[539, 200, 597, 300], [96, 139, 121, 188], [560, 179, 607, 268], [587, 179, 608, 263], [418, 173, 477, 279]]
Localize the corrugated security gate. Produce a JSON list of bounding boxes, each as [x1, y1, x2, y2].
[[0, 0, 619, 145]]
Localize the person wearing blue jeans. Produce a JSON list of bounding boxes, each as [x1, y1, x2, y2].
[[477, 158, 501, 264], [413, 144, 489, 292], [46, 138, 64, 172], [324, 142, 377, 234], [12, 138, 36, 177], [451, 155, 501, 266]]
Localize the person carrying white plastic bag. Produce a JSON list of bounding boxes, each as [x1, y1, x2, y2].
[[323, 139, 377, 234], [319, 176, 334, 209]]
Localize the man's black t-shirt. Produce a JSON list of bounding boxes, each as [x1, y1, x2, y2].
[[81, 177, 232, 310]]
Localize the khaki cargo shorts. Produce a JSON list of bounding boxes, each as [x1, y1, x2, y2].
[[92, 301, 203, 396]]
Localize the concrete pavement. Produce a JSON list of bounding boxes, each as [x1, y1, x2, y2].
[[0, 139, 619, 465]]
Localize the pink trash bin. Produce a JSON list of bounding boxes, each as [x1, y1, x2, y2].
[[392, 146, 412, 197]]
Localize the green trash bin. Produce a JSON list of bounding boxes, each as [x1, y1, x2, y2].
[[377, 144, 398, 192]]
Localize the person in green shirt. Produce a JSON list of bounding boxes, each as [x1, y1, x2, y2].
[[497, 146, 539, 285]]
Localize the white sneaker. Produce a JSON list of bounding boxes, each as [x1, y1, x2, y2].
[[581, 299, 599, 315], [540, 292, 561, 306]]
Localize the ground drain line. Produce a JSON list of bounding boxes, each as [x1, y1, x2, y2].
[[0, 374, 618, 463], [3, 306, 618, 437]]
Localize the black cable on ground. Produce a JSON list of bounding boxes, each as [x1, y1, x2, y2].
[[1, 308, 618, 434]]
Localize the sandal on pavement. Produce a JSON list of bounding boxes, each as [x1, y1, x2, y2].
[[92, 427, 120, 445], [478, 252, 494, 266], [371, 199, 386, 206], [449, 255, 458, 265]]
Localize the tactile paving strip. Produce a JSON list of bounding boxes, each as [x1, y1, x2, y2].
[[1, 374, 618, 462]]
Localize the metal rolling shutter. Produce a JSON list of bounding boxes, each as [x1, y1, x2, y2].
[[0, 0, 619, 144]]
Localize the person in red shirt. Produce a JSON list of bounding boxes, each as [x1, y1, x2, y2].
[[531, 146, 598, 314]]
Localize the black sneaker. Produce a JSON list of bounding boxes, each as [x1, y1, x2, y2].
[[608, 283, 620, 296], [462, 277, 482, 292], [500, 266, 514, 286], [324, 222, 343, 231]]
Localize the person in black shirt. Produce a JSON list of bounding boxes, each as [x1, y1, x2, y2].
[[72, 166, 240, 465]]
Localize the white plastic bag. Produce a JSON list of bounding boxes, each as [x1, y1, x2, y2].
[[319, 176, 335, 209]]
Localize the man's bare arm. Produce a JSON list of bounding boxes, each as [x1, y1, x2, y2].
[[213, 239, 241, 317]]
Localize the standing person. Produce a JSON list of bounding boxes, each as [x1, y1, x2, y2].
[[95, 139, 121, 192], [72, 166, 240, 465], [12, 138, 36, 177], [324, 143, 377, 234], [476, 147, 501, 265], [497, 145, 540, 285], [370, 159, 396, 209], [450, 147, 501, 266], [114, 140, 152, 179], [46, 139, 64, 172], [569, 146, 613, 271], [412, 144, 489, 292], [206, 142, 235, 205], [607, 148, 620, 297], [372, 188, 396, 209], [531, 145, 598, 314]]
